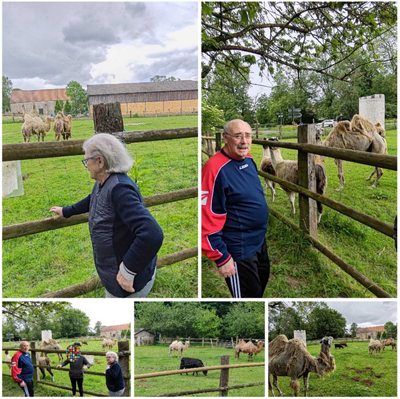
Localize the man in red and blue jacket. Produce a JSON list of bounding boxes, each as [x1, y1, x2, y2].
[[11, 341, 34, 397], [202, 119, 270, 298]]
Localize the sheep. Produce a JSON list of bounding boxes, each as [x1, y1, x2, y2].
[[102, 338, 115, 349], [268, 144, 327, 222], [179, 357, 207, 376], [169, 340, 190, 357], [260, 144, 276, 201], [269, 335, 336, 397], [53, 112, 65, 141], [38, 356, 54, 381], [40, 339, 63, 361], [234, 339, 264, 360]]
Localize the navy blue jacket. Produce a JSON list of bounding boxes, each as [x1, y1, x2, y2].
[[63, 173, 164, 297], [106, 362, 125, 392], [202, 149, 268, 266], [11, 351, 34, 383]]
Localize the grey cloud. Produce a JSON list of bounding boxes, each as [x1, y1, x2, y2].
[[62, 21, 121, 45]]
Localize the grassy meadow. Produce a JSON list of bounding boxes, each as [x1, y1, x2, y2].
[[268, 341, 397, 397], [202, 127, 397, 298], [2, 338, 130, 397], [2, 115, 198, 298], [134, 344, 265, 397]]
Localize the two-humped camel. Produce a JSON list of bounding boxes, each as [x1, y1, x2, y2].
[[269, 335, 336, 397], [234, 339, 264, 360], [168, 340, 190, 357], [323, 115, 387, 190]]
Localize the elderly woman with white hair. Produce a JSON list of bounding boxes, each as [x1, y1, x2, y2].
[[105, 351, 125, 396], [50, 133, 164, 298]]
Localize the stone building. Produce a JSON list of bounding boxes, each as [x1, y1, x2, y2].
[[100, 323, 130, 339], [356, 325, 385, 339]]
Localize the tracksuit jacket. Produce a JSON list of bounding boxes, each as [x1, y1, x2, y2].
[[11, 351, 34, 383], [62, 173, 164, 297], [202, 149, 268, 266]]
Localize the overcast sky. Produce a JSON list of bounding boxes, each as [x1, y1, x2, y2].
[[69, 299, 132, 329], [326, 301, 397, 329], [3, 2, 198, 90]]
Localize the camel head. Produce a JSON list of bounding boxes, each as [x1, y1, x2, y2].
[[316, 351, 336, 376]]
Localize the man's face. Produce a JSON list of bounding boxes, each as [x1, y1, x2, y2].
[[223, 121, 252, 160], [20, 342, 29, 353]]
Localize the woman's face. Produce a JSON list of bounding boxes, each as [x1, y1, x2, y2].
[[106, 354, 115, 365], [84, 151, 104, 180]]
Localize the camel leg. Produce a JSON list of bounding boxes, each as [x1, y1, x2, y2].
[[272, 375, 283, 396], [335, 159, 345, 191], [303, 373, 310, 397], [39, 367, 46, 380], [267, 182, 276, 202], [47, 366, 54, 381], [366, 169, 376, 181], [288, 192, 296, 215], [268, 375, 275, 397], [370, 167, 383, 189], [290, 378, 300, 396]]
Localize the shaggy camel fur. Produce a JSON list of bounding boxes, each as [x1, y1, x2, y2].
[[323, 115, 387, 190], [22, 114, 51, 142], [381, 338, 397, 351], [63, 114, 72, 140], [38, 356, 54, 381], [234, 340, 264, 360], [368, 339, 383, 355], [40, 339, 63, 361], [169, 340, 190, 357], [260, 145, 276, 201], [269, 335, 336, 397], [53, 112, 65, 141], [102, 338, 115, 349]]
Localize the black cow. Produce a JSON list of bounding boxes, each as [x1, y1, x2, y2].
[[179, 357, 207, 376], [335, 343, 345, 349]]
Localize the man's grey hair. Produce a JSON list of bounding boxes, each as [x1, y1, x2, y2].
[[106, 351, 119, 362], [83, 133, 133, 173], [223, 119, 252, 135]]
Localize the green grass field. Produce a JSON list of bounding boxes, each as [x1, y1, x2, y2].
[[2, 338, 130, 397], [2, 115, 198, 298], [134, 344, 265, 397], [202, 128, 397, 298], [268, 341, 397, 396]]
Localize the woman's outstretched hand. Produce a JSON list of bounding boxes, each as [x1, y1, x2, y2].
[[49, 206, 64, 217]]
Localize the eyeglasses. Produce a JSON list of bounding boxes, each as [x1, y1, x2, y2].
[[81, 156, 97, 167], [224, 132, 253, 140]]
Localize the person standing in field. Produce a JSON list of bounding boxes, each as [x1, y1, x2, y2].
[[50, 133, 164, 298], [105, 351, 125, 396], [11, 341, 34, 397], [202, 119, 270, 298]]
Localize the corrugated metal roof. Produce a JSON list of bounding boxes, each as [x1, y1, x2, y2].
[[100, 323, 130, 332], [11, 88, 69, 103], [356, 326, 385, 333], [87, 80, 197, 96]]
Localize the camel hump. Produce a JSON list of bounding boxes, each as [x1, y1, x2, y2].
[[350, 115, 376, 141]]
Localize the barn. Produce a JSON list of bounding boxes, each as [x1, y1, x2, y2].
[[134, 329, 155, 346], [87, 80, 198, 117], [356, 326, 385, 339], [10, 88, 69, 116], [100, 323, 130, 339]]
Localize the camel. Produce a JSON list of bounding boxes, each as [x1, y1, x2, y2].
[[381, 338, 397, 351], [323, 115, 387, 190], [269, 335, 336, 397], [38, 356, 54, 381], [260, 144, 277, 202], [234, 339, 264, 360], [102, 338, 115, 349], [40, 339, 63, 361], [168, 340, 190, 357]]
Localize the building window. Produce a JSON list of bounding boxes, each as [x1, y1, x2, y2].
[[39, 108, 44, 115]]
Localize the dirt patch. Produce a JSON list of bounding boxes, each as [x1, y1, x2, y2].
[[286, 276, 303, 288], [362, 379, 374, 386], [351, 377, 361, 382]]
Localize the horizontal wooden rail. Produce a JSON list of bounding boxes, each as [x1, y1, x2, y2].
[[258, 171, 394, 237], [3, 187, 197, 240], [3, 128, 197, 161], [158, 382, 264, 397], [135, 362, 264, 379], [269, 208, 392, 298], [40, 247, 197, 298], [253, 139, 397, 170]]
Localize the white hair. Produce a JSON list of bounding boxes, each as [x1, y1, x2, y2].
[[106, 351, 118, 362], [83, 133, 133, 173], [223, 119, 252, 135]]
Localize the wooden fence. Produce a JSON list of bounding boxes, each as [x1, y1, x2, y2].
[[157, 337, 264, 348], [135, 355, 264, 397], [202, 125, 396, 298], [2, 128, 198, 297], [2, 340, 130, 397]]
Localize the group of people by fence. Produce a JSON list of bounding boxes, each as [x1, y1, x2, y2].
[[9, 341, 125, 397]]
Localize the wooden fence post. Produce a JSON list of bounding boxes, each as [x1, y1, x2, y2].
[[215, 132, 222, 151], [298, 124, 318, 237], [118, 341, 130, 397], [93, 102, 124, 133], [30, 342, 38, 383], [219, 356, 230, 397]]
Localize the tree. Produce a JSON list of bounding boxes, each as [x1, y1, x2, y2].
[[307, 307, 346, 339], [54, 100, 64, 114], [350, 322, 358, 338], [384, 321, 397, 339], [94, 321, 102, 336], [54, 308, 90, 338], [201, 98, 225, 134], [64, 100, 72, 114], [194, 308, 221, 338], [66, 81, 88, 116], [150, 75, 180, 82], [2, 76, 13, 113], [202, 2, 396, 82]]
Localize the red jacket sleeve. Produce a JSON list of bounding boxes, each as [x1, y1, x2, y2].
[[11, 352, 22, 383], [201, 153, 232, 267]]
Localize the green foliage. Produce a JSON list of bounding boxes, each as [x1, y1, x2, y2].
[[307, 307, 346, 339], [54, 100, 63, 114], [384, 321, 397, 339], [2, 76, 12, 112], [94, 321, 102, 336], [65, 81, 88, 116], [201, 98, 225, 134], [150, 75, 180, 82], [350, 322, 358, 338], [63, 100, 72, 115], [53, 308, 90, 338]]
